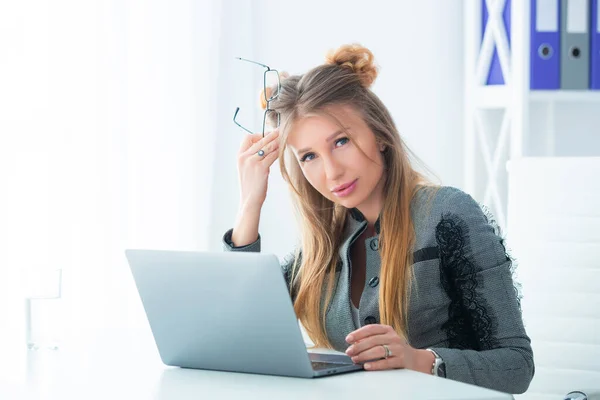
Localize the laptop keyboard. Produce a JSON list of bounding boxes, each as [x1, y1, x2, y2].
[[311, 361, 351, 370]]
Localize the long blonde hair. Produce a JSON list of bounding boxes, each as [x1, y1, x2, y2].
[[264, 44, 431, 348]]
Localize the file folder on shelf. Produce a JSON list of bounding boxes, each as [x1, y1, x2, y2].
[[531, 0, 561, 89], [560, 0, 590, 89], [591, 0, 600, 89]]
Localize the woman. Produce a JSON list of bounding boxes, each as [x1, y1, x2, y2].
[[223, 44, 534, 394]]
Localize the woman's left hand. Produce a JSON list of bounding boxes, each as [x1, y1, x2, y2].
[[344, 324, 433, 373]]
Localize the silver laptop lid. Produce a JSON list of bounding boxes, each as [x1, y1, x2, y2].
[[125, 250, 315, 377]]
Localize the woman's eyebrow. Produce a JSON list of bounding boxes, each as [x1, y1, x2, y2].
[[297, 129, 347, 154]]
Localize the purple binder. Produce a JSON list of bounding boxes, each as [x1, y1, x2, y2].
[[592, 0, 600, 89], [482, 0, 511, 85], [530, 0, 560, 90]]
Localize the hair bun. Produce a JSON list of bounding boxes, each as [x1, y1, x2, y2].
[[325, 44, 378, 88]]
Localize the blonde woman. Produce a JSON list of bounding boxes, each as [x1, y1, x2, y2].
[[223, 44, 533, 394]]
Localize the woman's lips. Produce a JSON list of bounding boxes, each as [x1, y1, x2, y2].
[[332, 179, 358, 197]]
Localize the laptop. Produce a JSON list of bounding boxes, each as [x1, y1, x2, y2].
[[125, 249, 363, 378]]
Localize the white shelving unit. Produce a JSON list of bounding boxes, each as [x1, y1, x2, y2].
[[465, 2, 600, 399], [464, 0, 600, 231]]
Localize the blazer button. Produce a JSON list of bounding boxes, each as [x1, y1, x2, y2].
[[368, 276, 379, 288], [370, 238, 379, 251], [364, 316, 377, 325]]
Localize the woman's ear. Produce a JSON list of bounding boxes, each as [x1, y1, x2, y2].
[[379, 143, 386, 152]]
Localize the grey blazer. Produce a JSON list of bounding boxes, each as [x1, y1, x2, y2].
[[222, 186, 534, 394]]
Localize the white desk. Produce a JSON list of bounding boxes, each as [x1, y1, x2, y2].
[[0, 334, 513, 400]]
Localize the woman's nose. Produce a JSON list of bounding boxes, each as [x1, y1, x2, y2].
[[323, 155, 344, 181]]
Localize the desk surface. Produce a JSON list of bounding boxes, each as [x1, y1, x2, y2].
[[0, 336, 513, 400]]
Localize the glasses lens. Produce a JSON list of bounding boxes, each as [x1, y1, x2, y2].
[[264, 70, 280, 101], [264, 109, 280, 132]]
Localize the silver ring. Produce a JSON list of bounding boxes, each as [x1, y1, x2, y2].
[[382, 344, 392, 359], [257, 149, 265, 157]]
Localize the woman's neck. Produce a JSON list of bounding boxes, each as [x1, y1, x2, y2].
[[355, 173, 386, 230]]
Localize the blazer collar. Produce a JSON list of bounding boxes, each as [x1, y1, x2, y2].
[[348, 208, 381, 235]]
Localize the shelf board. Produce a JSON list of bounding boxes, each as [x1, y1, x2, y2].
[[472, 87, 600, 108], [529, 91, 600, 102]]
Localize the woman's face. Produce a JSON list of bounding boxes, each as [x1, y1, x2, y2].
[[286, 104, 386, 210]]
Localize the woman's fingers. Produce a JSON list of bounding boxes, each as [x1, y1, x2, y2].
[[260, 146, 280, 167], [239, 132, 264, 153], [349, 344, 388, 364], [346, 333, 389, 358], [256, 140, 280, 158], [245, 130, 280, 156]]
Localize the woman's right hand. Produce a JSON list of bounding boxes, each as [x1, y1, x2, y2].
[[236, 130, 280, 211]]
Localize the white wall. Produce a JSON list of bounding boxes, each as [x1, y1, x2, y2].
[[209, 0, 465, 256], [0, 0, 218, 349]]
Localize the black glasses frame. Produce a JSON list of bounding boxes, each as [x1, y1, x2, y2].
[[233, 57, 281, 138]]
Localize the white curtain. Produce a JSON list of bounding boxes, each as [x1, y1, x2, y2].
[[0, 0, 253, 352]]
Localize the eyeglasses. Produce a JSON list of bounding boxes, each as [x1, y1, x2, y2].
[[233, 57, 281, 138]]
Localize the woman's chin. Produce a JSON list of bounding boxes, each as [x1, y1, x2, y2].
[[332, 195, 362, 210]]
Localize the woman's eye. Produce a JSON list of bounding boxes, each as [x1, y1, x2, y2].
[[335, 137, 349, 147], [300, 153, 315, 162], [299, 138, 349, 163]]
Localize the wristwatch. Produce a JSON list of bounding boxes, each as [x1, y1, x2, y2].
[[426, 349, 446, 378]]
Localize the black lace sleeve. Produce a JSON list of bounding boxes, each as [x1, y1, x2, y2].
[[429, 188, 534, 395]]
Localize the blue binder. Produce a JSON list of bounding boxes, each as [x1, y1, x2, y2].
[[482, 0, 511, 85], [591, 0, 600, 89], [530, 0, 561, 89]]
